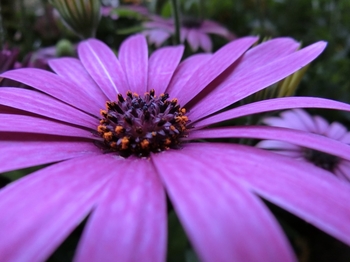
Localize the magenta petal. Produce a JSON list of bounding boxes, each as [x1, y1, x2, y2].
[[189, 41, 327, 121], [49, 57, 108, 107], [166, 53, 212, 98], [180, 143, 350, 246], [193, 97, 350, 128], [1, 68, 99, 115], [78, 39, 129, 99], [152, 150, 296, 262], [0, 134, 99, 173], [0, 154, 116, 262], [144, 29, 171, 47], [148, 45, 184, 94], [179, 36, 258, 106], [187, 29, 200, 52], [119, 34, 148, 94], [0, 114, 93, 138], [187, 126, 350, 162], [75, 159, 166, 262], [0, 88, 97, 128], [198, 33, 212, 52]]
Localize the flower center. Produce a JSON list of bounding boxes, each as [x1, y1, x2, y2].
[[303, 148, 340, 172], [181, 18, 202, 29], [96, 89, 189, 157]]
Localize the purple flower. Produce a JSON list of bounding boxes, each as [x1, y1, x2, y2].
[[257, 109, 350, 181], [143, 15, 235, 52], [1, 34, 350, 261]]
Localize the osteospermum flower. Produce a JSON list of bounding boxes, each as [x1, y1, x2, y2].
[[2, 35, 350, 262], [257, 109, 350, 181], [143, 15, 235, 52]]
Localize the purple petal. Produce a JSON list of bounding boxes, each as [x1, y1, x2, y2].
[[75, 159, 166, 262], [198, 33, 212, 52], [189, 41, 326, 121], [78, 39, 129, 99], [119, 34, 148, 94], [152, 149, 296, 262], [0, 133, 99, 173], [0, 114, 94, 138], [180, 142, 350, 247], [0, 88, 97, 128], [144, 29, 171, 47], [326, 122, 347, 140], [49, 57, 108, 107], [148, 45, 184, 94], [0, 154, 116, 262], [187, 126, 350, 162], [193, 97, 350, 128], [176, 36, 258, 106], [1, 68, 100, 116], [187, 29, 200, 52], [166, 53, 212, 98], [200, 20, 234, 39]]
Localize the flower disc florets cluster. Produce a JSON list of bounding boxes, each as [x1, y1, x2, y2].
[[303, 148, 340, 172], [97, 89, 189, 157]]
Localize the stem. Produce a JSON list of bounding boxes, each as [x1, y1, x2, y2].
[[0, 1, 4, 49], [170, 0, 180, 45], [198, 0, 204, 20]]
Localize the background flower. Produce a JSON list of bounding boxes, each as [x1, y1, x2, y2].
[[1, 35, 350, 262], [143, 14, 235, 52], [257, 109, 350, 181]]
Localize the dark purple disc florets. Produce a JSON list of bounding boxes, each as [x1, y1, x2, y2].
[[97, 89, 189, 157], [303, 148, 340, 172]]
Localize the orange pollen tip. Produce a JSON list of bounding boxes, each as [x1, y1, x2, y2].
[[164, 138, 171, 146], [152, 132, 156, 137], [171, 98, 178, 104], [110, 142, 117, 148], [141, 139, 149, 149], [170, 125, 176, 131], [181, 108, 186, 114], [100, 109, 108, 117], [115, 125, 124, 134], [133, 92, 139, 97], [97, 125, 107, 133], [176, 116, 188, 122], [103, 131, 113, 141], [121, 137, 129, 150]]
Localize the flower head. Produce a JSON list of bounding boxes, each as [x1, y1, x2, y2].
[[143, 15, 235, 52], [1, 35, 350, 261], [257, 109, 350, 181]]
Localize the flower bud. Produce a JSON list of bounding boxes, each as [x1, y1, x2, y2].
[[50, 0, 101, 39]]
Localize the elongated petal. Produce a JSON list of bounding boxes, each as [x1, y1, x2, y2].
[[187, 126, 350, 162], [78, 39, 129, 98], [148, 46, 184, 94], [145, 29, 171, 47], [200, 20, 234, 39], [193, 97, 350, 128], [166, 53, 212, 97], [75, 158, 166, 262], [0, 114, 94, 138], [0, 154, 116, 262], [49, 57, 108, 107], [1, 68, 99, 115], [0, 88, 97, 128], [198, 33, 212, 52], [179, 37, 258, 106], [180, 143, 350, 247], [152, 150, 296, 262], [189, 41, 327, 121], [187, 29, 200, 52], [119, 34, 148, 94], [0, 133, 99, 173]]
